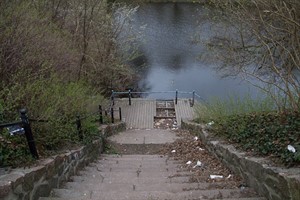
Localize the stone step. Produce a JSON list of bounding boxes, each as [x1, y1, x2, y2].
[[78, 169, 189, 179], [87, 164, 182, 173], [40, 198, 266, 200], [49, 187, 260, 200], [99, 154, 181, 163], [39, 197, 267, 200], [64, 181, 217, 192], [80, 165, 190, 176], [64, 181, 239, 192], [70, 174, 192, 184]]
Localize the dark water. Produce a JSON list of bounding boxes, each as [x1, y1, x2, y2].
[[116, 3, 263, 100]]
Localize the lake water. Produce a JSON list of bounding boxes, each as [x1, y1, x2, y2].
[[116, 3, 263, 100]]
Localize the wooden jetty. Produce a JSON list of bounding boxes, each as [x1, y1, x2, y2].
[[113, 98, 195, 129]]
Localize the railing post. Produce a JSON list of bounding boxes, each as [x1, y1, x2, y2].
[[111, 90, 115, 106], [99, 105, 103, 124], [175, 89, 178, 105], [128, 90, 131, 106], [192, 90, 195, 107], [20, 109, 39, 159], [110, 107, 114, 123], [119, 107, 122, 121], [76, 115, 83, 140]]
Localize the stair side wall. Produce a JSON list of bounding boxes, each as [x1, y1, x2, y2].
[[181, 120, 300, 200], [0, 122, 126, 200]]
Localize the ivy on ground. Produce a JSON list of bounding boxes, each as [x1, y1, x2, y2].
[[214, 111, 300, 166]]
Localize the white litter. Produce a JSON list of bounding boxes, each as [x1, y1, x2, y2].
[[186, 161, 192, 165], [287, 145, 296, 153], [171, 150, 176, 153], [210, 175, 223, 179], [193, 160, 202, 168], [226, 174, 232, 179], [207, 121, 215, 126], [194, 136, 198, 141], [198, 147, 205, 151]]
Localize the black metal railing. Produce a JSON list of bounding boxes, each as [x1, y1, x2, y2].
[[0, 104, 122, 160], [0, 109, 39, 159], [109, 90, 205, 107]]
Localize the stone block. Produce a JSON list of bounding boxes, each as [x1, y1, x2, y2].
[[31, 182, 50, 200], [0, 181, 11, 198]]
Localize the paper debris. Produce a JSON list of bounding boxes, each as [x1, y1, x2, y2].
[[193, 160, 202, 168], [210, 175, 223, 179], [186, 161, 192, 165], [207, 121, 215, 126], [171, 150, 176, 153], [287, 145, 296, 153], [198, 147, 205, 151], [226, 174, 232, 179], [194, 136, 198, 141]]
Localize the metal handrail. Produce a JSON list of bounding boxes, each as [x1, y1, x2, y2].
[[109, 90, 206, 106]]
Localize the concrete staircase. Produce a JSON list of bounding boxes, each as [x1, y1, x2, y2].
[[40, 154, 265, 200], [39, 129, 266, 200]]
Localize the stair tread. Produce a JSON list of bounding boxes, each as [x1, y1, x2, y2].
[[50, 188, 261, 200], [40, 198, 266, 200], [64, 181, 239, 192]]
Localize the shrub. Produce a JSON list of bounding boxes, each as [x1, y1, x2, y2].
[[195, 95, 300, 166], [0, 77, 106, 167]]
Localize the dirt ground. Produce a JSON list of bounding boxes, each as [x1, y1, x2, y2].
[[106, 129, 245, 189]]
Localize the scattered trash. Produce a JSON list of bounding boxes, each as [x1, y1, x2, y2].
[[226, 174, 232, 179], [186, 161, 192, 165], [198, 147, 205, 151], [193, 160, 202, 168], [171, 150, 176, 153], [207, 121, 215, 126], [194, 136, 198, 141], [287, 145, 296, 153], [210, 175, 223, 179]]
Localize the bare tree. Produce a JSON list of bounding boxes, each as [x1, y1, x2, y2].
[[205, 0, 300, 111]]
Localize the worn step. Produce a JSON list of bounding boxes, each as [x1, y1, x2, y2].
[[40, 197, 266, 200], [82, 166, 183, 176], [49, 187, 259, 200], [70, 174, 192, 184], [64, 181, 218, 192]]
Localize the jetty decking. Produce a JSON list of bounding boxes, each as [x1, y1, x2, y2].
[[113, 98, 195, 129]]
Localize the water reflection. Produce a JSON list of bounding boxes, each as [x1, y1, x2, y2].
[[117, 3, 263, 100]]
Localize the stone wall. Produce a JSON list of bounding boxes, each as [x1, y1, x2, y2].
[[182, 120, 300, 200], [0, 122, 126, 200]]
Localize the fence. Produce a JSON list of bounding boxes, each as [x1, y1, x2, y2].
[[0, 105, 122, 160], [110, 90, 205, 107]]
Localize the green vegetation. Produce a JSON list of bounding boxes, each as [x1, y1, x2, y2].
[[195, 96, 300, 166], [0, 0, 137, 167], [195, 0, 300, 166]]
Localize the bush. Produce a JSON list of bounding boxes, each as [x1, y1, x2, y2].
[[195, 96, 300, 166], [0, 77, 106, 167], [215, 111, 300, 166]]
